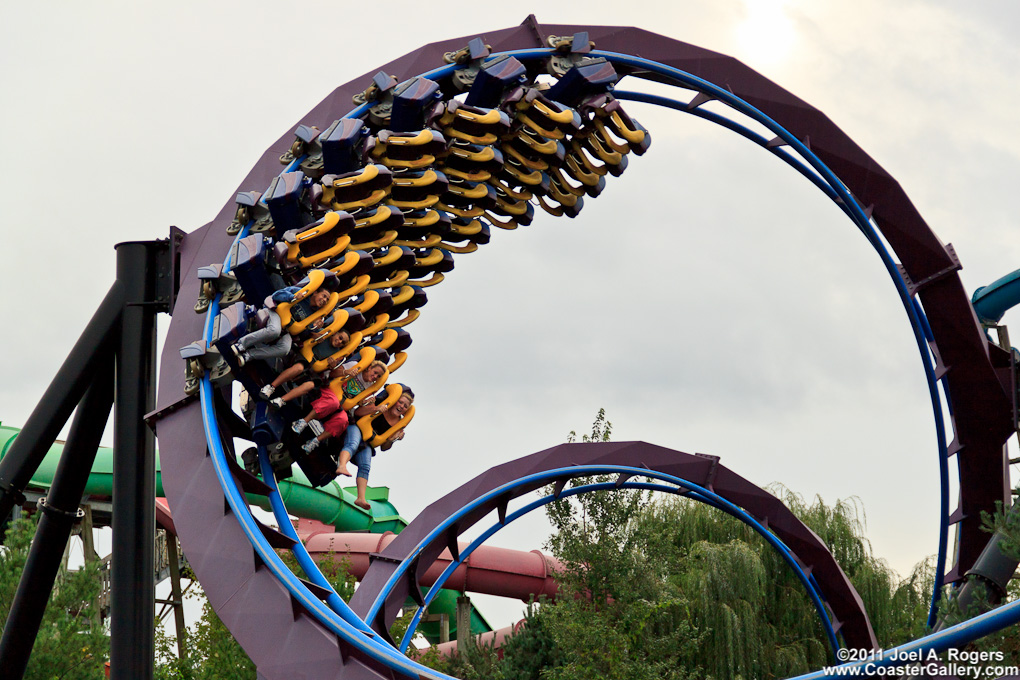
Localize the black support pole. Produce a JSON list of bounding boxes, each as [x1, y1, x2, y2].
[[110, 241, 161, 680], [0, 283, 124, 526], [0, 354, 115, 680]]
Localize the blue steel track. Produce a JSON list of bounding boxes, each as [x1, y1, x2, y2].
[[194, 44, 1004, 678]]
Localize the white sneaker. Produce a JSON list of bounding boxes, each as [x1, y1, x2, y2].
[[302, 438, 319, 453], [260, 384, 276, 399], [291, 419, 308, 434], [308, 419, 324, 437], [270, 398, 285, 408]]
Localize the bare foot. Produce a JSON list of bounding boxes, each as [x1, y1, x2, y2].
[[355, 499, 371, 510], [336, 464, 352, 477]]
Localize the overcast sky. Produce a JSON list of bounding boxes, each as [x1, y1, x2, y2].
[[3, 0, 1019, 630]]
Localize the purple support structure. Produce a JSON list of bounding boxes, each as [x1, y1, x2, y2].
[[148, 17, 1014, 679], [347, 441, 878, 651]]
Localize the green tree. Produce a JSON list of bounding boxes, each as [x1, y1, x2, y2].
[[419, 410, 935, 680], [497, 599, 564, 680], [154, 547, 360, 679], [934, 500, 1020, 661], [0, 514, 108, 680], [155, 593, 255, 680]]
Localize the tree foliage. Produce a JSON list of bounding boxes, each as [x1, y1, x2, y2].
[[420, 409, 936, 680], [0, 514, 108, 680], [154, 547, 360, 679], [155, 593, 255, 680]]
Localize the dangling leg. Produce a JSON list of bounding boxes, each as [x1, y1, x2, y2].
[[245, 333, 292, 363], [291, 408, 318, 434], [336, 422, 362, 478], [355, 476, 370, 511], [264, 361, 306, 399], [352, 444, 372, 510], [335, 448, 353, 476]]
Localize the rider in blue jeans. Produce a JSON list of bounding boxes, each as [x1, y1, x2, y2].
[[337, 387, 414, 509]]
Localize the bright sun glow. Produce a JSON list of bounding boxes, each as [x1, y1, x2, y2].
[[735, 0, 796, 68]]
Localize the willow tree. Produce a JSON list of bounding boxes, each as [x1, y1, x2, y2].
[[422, 412, 932, 680]]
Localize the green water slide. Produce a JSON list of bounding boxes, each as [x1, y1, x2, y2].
[[0, 423, 490, 640]]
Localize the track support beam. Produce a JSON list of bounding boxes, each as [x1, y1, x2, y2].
[[0, 357, 114, 679], [110, 240, 168, 680], [0, 236, 173, 680]]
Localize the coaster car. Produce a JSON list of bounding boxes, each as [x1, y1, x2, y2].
[[194, 264, 242, 313], [391, 77, 443, 132], [466, 54, 527, 108], [368, 245, 416, 283], [395, 208, 452, 247], [266, 171, 308, 234], [436, 242, 478, 255], [321, 164, 392, 211], [488, 175, 533, 201], [179, 339, 232, 395], [389, 168, 448, 210], [596, 99, 651, 154], [563, 150, 607, 187], [291, 440, 339, 488], [536, 193, 585, 218], [230, 235, 277, 306], [228, 190, 274, 235], [511, 128, 567, 162], [442, 165, 493, 183], [572, 132, 628, 173], [514, 88, 582, 138], [438, 101, 510, 145], [279, 124, 325, 179], [355, 383, 416, 447], [367, 269, 410, 290], [348, 204, 405, 243], [275, 270, 341, 335], [393, 232, 443, 249], [388, 284, 429, 318], [565, 140, 620, 180], [407, 271, 446, 287], [436, 202, 484, 219], [320, 117, 373, 175], [547, 167, 589, 200], [546, 58, 618, 108], [373, 129, 447, 169], [447, 216, 488, 239], [364, 327, 412, 354], [441, 177, 499, 213], [300, 321, 365, 374], [349, 228, 398, 251], [488, 184, 536, 225], [330, 346, 391, 410], [281, 211, 355, 268], [361, 311, 391, 336], [444, 140, 504, 174], [333, 272, 371, 301], [345, 292, 393, 336], [501, 142, 550, 173], [325, 249, 375, 285], [444, 36, 491, 66]]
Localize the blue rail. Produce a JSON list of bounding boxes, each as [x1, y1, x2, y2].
[[393, 471, 839, 655], [791, 598, 1020, 678], [589, 50, 951, 624], [198, 154, 454, 679], [194, 44, 978, 675]]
